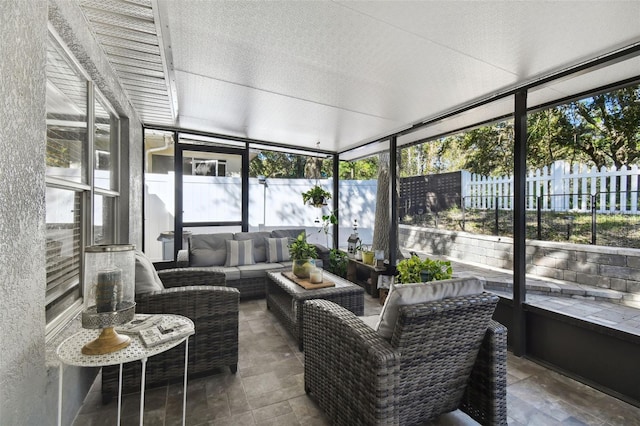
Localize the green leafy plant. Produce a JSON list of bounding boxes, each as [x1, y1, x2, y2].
[[318, 210, 338, 247], [289, 232, 318, 278], [328, 248, 348, 278], [396, 255, 452, 284], [289, 232, 317, 260], [302, 185, 332, 207]]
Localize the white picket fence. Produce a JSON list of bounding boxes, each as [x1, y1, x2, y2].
[[463, 161, 640, 213]]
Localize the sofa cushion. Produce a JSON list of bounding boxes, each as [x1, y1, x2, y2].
[[375, 276, 485, 339], [238, 263, 282, 279], [225, 239, 255, 267], [265, 237, 290, 262], [234, 231, 271, 263], [190, 233, 234, 267], [134, 250, 165, 294], [271, 228, 306, 243]]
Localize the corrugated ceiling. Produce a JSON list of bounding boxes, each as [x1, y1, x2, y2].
[[78, 0, 176, 127]]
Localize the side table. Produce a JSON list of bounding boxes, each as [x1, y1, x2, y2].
[[56, 314, 194, 426], [346, 257, 386, 298]]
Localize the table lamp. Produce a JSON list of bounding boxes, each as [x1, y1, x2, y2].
[[81, 244, 136, 355]]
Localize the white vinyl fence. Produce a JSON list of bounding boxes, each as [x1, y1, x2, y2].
[[463, 160, 640, 213], [144, 174, 378, 261]]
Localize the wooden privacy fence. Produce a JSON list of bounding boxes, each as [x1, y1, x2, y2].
[[462, 160, 640, 213]]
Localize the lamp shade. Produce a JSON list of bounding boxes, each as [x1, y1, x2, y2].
[[81, 244, 136, 355], [84, 244, 135, 314]]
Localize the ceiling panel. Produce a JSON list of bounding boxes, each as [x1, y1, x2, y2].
[[79, 0, 640, 152]]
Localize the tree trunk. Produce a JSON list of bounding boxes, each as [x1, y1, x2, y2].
[[372, 152, 391, 259]]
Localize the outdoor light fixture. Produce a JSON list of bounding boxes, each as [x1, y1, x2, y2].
[[81, 245, 136, 355]]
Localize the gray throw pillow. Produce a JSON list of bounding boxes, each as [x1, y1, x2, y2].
[[190, 233, 234, 266], [265, 237, 291, 262], [134, 251, 165, 294], [225, 239, 255, 267]]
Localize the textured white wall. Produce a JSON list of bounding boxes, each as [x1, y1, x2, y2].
[[0, 1, 48, 424]]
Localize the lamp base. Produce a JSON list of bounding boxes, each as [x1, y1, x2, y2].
[[81, 327, 131, 355]]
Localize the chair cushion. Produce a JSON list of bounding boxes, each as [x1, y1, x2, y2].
[[265, 237, 290, 262], [190, 233, 234, 266], [134, 251, 165, 294], [234, 232, 271, 263], [375, 276, 485, 339], [225, 239, 255, 267]]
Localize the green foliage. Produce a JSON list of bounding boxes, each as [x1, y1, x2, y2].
[[396, 255, 452, 284], [339, 157, 379, 180], [301, 185, 332, 206], [289, 232, 317, 260], [318, 210, 338, 247], [328, 248, 348, 278], [249, 151, 333, 179]]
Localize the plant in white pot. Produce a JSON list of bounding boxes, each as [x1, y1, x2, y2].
[[289, 232, 317, 278]]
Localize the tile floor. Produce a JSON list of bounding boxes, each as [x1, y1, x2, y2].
[[73, 294, 640, 426]]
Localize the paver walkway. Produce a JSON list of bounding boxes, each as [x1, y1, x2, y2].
[[405, 251, 640, 337]]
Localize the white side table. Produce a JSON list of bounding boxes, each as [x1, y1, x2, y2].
[[56, 314, 194, 426]]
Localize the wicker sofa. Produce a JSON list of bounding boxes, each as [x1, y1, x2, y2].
[[303, 279, 507, 425], [101, 260, 239, 402], [176, 228, 329, 298]]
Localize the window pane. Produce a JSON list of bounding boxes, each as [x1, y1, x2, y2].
[[182, 149, 243, 223], [144, 129, 175, 261], [94, 96, 118, 190], [46, 187, 82, 323], [94, 194, 116, 245], [46, 34, 87, 184]]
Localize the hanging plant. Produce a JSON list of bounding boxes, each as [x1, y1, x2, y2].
[[302, 185, 332, 208]]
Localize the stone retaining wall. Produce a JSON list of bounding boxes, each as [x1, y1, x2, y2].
[[399, 224, 640, 295]]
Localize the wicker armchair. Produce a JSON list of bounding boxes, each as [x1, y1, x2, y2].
[[101, 268, 239, 402], [303, 293, 507, 425]]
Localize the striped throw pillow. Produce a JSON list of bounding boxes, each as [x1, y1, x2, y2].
[[265, 237, 290, 263], [225, 239, 255, 267]]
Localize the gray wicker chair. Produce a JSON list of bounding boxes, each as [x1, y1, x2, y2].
[[101, 268, 239, 403], [303, 292, 507, 425]]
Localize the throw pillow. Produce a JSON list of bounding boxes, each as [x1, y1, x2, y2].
[[134, 250, 165, 294], [225, 239, 255, 267], [265, 237, 291, 263], [375, 276, 485, 339]]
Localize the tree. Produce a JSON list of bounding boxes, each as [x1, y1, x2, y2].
[[372, 152, 391, 259], [569, 86, 640, 168], [249, 151, 332, 178], [339, 157, 378, 180]]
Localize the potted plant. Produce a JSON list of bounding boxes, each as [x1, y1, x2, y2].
[[396, 255, 452, 284], [328, 248, 348, 278], [302, 185, 332, 208], [289, 232, 317, 278]]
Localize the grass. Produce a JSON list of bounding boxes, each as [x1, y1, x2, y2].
[[401, 208, 640, 248]]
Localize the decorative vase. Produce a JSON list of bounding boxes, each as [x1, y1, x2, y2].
[[292, 258, 316, 278]]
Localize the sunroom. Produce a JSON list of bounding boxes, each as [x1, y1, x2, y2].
[[3, 1, 640, 425]]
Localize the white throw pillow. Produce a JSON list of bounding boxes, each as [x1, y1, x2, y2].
[[375, 276, 485, 339]]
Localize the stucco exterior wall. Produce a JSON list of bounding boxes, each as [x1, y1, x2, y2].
[[0, 1, 144, 424], [0, 1, 48, 424]]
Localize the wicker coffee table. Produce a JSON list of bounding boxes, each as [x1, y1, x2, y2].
[[266, 269, 364, 350]]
